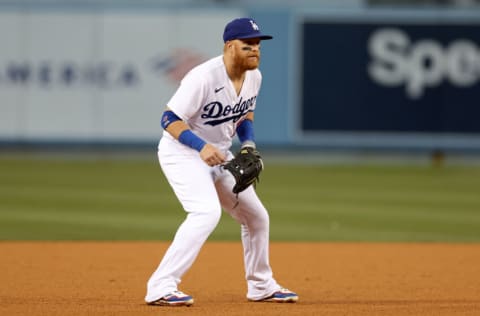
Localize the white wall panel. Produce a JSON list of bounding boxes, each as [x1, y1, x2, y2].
[[0, 9, 243, 142], [0, 12, 25, 138], [23, 13, 98, 139]]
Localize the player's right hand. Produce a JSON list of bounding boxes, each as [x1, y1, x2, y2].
[[200, 144, 226, 166]]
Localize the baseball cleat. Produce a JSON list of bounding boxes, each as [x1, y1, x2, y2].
[[147, 291, 194, 307], [253, 288, 299, 303]]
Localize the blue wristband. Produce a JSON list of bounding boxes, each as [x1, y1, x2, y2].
[[236, 119, 255, 143], [178, 130, 207, 152]]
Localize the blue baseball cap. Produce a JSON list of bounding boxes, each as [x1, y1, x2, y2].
[[223, 18, 273, 42]]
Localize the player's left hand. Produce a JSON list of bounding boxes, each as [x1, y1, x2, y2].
[[223, 146, 263, 194]]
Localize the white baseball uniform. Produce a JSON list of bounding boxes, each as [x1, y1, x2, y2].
[[145, 55, 282, 302]]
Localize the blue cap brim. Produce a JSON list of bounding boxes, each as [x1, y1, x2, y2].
[[235, 34, 273, 41]]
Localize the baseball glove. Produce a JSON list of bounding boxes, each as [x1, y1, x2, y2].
[[223, 146, 264, 194]]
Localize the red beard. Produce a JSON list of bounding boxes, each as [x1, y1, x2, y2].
[[234, 53, 260, 70]]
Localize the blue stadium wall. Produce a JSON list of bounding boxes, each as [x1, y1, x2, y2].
[[253, 7, 480, 151]]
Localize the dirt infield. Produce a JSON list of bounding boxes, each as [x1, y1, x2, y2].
[[1, 242, 479, 316]]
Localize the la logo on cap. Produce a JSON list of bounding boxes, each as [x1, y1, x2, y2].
[[249, 20, 259, 31]]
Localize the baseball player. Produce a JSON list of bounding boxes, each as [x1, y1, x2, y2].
[[145, 17, 298, 307]]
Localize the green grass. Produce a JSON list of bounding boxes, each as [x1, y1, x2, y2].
[[1, 156, 479, 241]]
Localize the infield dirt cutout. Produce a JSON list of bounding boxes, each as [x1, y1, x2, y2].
[[1, 242, 479, 316]]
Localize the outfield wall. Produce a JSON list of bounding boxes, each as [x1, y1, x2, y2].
[[1, 3, 480, 151], [0, 7, 244, 143]]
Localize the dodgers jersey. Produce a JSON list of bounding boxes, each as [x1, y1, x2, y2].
[[164, 55, 261, 152]]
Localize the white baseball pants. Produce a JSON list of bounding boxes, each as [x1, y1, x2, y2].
[[145, 137, 281, 302]]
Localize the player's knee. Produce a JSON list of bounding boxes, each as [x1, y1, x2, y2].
[[187, 206, 222, 232], [249, 210, 269, 231], [259, 211, 270, 228], [205, 209, 222, 229]]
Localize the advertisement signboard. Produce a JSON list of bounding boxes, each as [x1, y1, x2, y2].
[[300, 13, 480, 149]]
